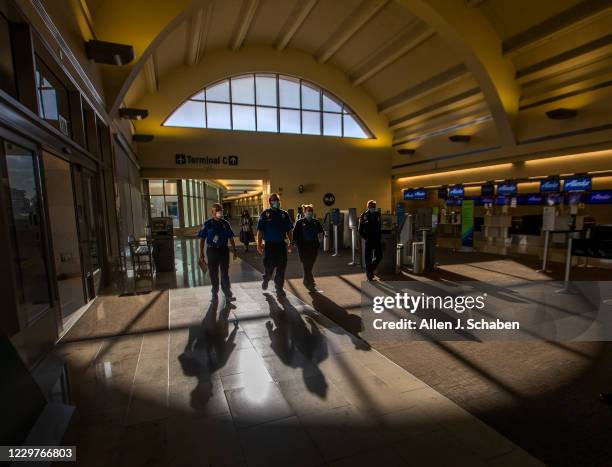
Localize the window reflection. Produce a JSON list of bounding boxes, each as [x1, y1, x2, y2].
[[3, 141, 52, 323]]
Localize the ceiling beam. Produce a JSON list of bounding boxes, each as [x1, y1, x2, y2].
[[231, 0, 259, 51], [392, 102, 489, 143], [517, 34, 612, 85], [349, 21, 435, 86], [503, 0, 612, 57], [185, 3, 214, 66], [397, 0, 519, 146], [143, 55, 158, 94], [393, 114, 492, 146], [275, 0, 318, 51], [378, 63, 470, 114], [389, 88, 483, 130], [316, 0, 389, 64]]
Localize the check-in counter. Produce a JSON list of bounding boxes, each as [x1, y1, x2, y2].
[[482, 214, 511, 244]]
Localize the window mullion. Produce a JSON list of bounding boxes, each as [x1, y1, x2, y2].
[[204, 89, 208, 128], [276, 74, 280, 134], [319, 88, 323, 135], [229, 78, 233, 130], [253, 73, 258, 131], [299, 79, 303, 134]]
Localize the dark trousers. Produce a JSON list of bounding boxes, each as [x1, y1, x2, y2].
[[364, 241, 382, 279], [207, 247, 230, 293], [263, 242, 288, 291], [298, 242, 318, 287]]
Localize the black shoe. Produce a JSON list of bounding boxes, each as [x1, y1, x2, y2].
[[224, 290, 236, 301], [262, 277, 269, 290], [601, 392, 612, 405], [305, 283, 316, 292], [276, 289, 287, 299]]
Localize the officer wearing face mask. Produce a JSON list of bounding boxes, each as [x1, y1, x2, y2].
[[358, 199, 382, 281], [293, 204, 324, 292], [256, 193, 294, 298], [199, 203, 238, 300]]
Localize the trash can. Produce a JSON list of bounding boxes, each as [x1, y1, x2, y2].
[[411, 241, 424, 274]]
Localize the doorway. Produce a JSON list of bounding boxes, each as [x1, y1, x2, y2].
[[42, 151, 86, 323]]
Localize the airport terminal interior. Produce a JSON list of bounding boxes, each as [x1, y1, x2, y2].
[[2, 0, 612, 466]]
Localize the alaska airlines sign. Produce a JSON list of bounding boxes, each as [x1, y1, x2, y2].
[[564, 176, 591, 192], [175, 154, 239, 166]]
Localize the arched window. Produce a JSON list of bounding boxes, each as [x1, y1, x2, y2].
[[163, 74, 371, 139]]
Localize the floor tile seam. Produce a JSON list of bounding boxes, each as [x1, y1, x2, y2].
[[123, 335, 145, 425]]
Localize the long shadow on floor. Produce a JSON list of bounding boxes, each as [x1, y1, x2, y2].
[[264, 293, 328, 397], [179, 299, 238, 409]]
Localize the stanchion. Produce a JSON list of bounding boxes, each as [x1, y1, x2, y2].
[[556, 234, 574, 294], [537, 230, 552, 273], [396, 244, 403, 274], [332, 224, 339, 257], [348, 228, 357, 266]]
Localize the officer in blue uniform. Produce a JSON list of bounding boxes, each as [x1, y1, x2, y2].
[[198, 203, 238, 299], [358, 199, 382, 281], [293, 204, 323, 291], [256, 193, 294, 298]]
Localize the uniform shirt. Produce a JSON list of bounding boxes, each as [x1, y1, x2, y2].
[[293, 217, 324, 246], [198, 218, 235, 248], [257, 208, 294, 243], [358, 209, 382, 243]]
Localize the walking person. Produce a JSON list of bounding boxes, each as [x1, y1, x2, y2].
[[199, 203, 238, 300], [239, 209, 254, 252], [293, 204, 323, 292], [256, 193, 294, 298], [358, 199, 382, 281]]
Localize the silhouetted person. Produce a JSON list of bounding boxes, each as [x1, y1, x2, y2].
[[199, 203, 238, 300], [358, 199, 382, 281], [239, 210, 254, 252], [256, 193, 294, 298], [293, 204, 324, 291]]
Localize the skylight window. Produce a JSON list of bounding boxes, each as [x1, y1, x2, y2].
[[163, 73, 371, 139]]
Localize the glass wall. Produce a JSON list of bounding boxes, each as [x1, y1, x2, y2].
[[146, 179, 221, 229], [2, 141, 52, 324], [148, 179, 179, 228]]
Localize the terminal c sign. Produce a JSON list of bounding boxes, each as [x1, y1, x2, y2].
[[175, 153, 239, 166]]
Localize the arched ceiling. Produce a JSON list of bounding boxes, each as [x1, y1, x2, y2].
[[80, 0, 612, 158]]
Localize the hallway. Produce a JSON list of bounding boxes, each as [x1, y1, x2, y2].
[[56, 257, 542, 467]]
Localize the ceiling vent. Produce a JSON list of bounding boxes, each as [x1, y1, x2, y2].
[[119, 108, 149, 120], [397, 148, 416, 155], [546, 108, 577, 120], [86, 40, 134, 65], [449, 134, 471, 143], [132, 134, 154, 143]]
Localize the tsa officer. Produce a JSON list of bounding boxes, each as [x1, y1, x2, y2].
[[198, 203, 238, 300], [256, 193, 294, 298], [358, 199, 382, 281], [293, 204, 324, 291]]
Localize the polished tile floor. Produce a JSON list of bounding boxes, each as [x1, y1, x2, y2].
[[57, 257, 545, 467]]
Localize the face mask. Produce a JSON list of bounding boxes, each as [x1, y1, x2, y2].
[[305, 212, 314, 220], [368, 207, 376, 214], [271, 200, 280, 209], [214, 211, 222, 219]]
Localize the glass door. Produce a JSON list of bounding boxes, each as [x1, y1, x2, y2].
[[1, 140, 52, 324], [72, 166, 101, 300], [42, 151, 86, 323]]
